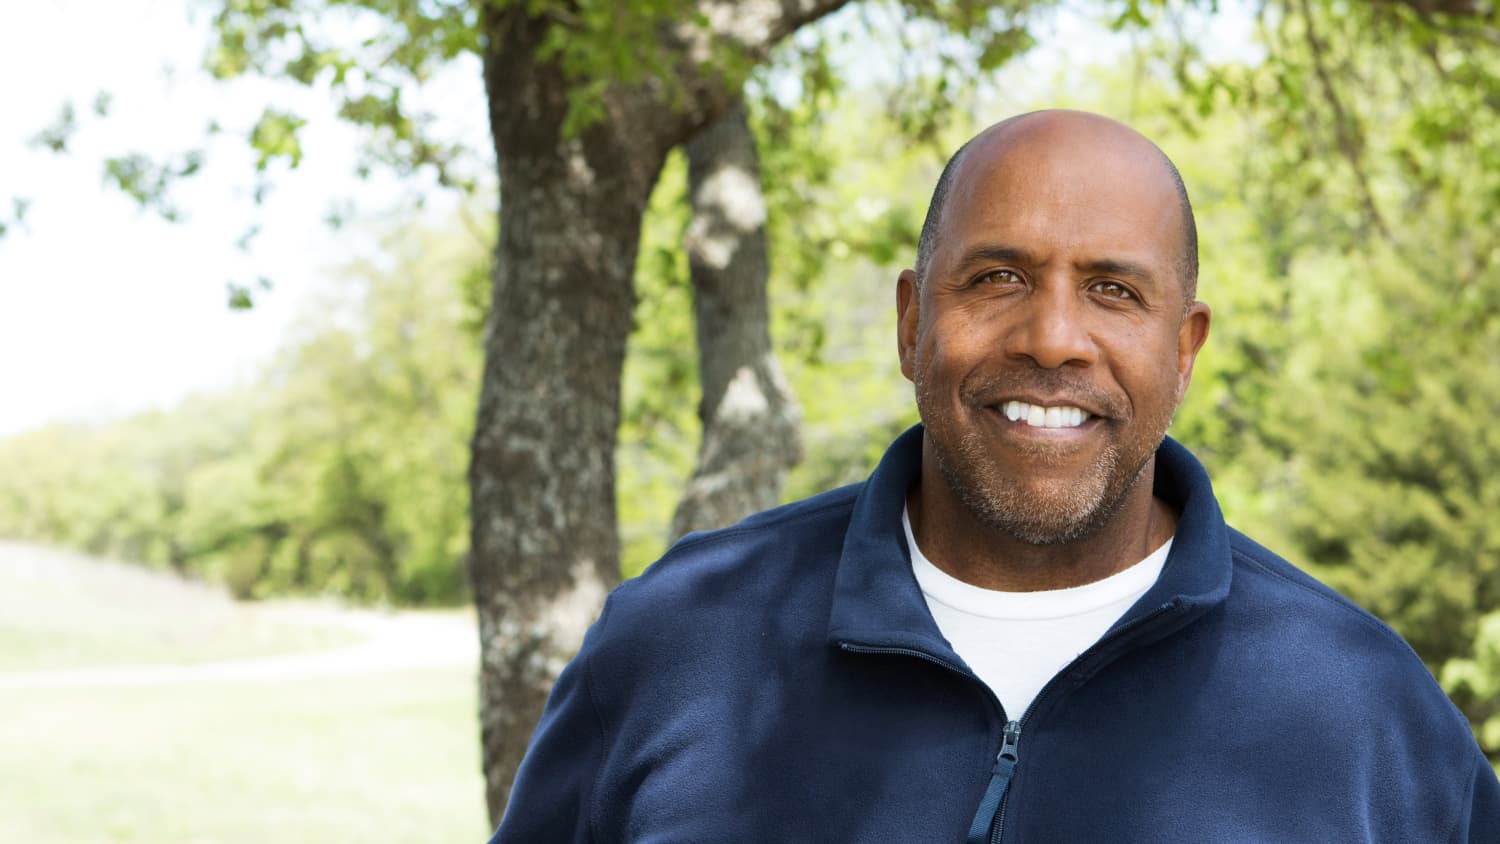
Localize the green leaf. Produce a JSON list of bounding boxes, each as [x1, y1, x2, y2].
[[249, 109, 308, 170], [1110, 0, 1153, 30], [227, 282, 256, 310]]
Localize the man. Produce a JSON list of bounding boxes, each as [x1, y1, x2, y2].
[[491, 110, 1500, 842]]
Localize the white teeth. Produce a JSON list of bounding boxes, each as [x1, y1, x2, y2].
[[999, 401, 1092, 429]]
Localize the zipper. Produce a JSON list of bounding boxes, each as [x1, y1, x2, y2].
[[835, 642, 976, 678], [839, 599, 1184, 844], [837, 642, 1013, 843], [966, 720, 1019, 844], [982, 600, 1183, 843]]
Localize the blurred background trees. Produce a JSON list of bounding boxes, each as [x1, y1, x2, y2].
[[0, 223, 484, 604], [5, 0, 1500, 822]]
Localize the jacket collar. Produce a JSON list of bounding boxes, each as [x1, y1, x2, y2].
[[826, 425, 1233, 654]]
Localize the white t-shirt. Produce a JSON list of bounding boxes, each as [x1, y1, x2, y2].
[[903, 507, 1171, 721]]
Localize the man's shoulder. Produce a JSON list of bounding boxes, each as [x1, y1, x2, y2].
[[1224, 526, 1408, 648], [667, 481, 865, 560], [605, 482, 864, 623], [1213, 526, 1487, 810], [1221, 526, 1469, 728]]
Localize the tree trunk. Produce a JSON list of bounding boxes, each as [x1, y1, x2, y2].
[[471, 1, 852, 826], [470, 11, 668, 824], [671, 102, 803, 540]]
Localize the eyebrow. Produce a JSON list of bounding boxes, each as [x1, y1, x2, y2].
[[1075, 257, 1156, 283], [953, 244, 1158, 283], [953, 244, 1036, 270]]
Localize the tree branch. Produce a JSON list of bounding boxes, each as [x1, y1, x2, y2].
[[1299, 0, 1392, 240]]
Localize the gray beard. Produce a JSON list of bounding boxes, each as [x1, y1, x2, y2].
[[928, 427, 1153, 545], [911, 354, 1175, 546]]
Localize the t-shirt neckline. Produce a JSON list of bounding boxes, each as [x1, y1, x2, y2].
[[902, 506, 1173, 621]]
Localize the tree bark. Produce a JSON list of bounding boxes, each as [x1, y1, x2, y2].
[[471, 11, 657, 823], [471, 0, 852, 826], [671, 102, 803, 540]]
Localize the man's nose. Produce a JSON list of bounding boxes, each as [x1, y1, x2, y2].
[[1003, 285, 1097, 369]]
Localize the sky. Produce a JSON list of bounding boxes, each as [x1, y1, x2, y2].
[[0, 0, 1254, 440], [0, 0, 485, 438]]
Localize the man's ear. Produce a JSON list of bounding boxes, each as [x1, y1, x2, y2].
[[897, 269, 921, 382], [1175, 300, 1212, 400]]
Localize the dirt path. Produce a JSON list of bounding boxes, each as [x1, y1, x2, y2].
[[0, 541, 478, 689]]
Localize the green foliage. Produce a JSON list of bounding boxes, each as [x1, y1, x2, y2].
[[619, 150, 699, 576], [228, 275, 275, 310], [101, 150, 205, 221], [757, 90, 931, 498], [1138, 3, 1500, 756], [527, 0, 720, 136], [873, 0, 1044, 144], [0, 221, 487, 605], [204, 0, 482, 193], [195, 0, 1056, 196], [249, 108, 308, 169], [1444, 612, 1500, 752]]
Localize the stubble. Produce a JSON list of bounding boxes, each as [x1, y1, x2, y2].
[[915, 363, 1170, 546]]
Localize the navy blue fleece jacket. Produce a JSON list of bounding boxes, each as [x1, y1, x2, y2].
[[491, 426, 1500, 842]]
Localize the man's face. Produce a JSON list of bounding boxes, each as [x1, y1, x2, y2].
[[897, 120, 1210, 545]]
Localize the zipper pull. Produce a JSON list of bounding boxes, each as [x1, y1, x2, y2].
[[999, 720, 1021, 766], [965, 721, 1022, 844]]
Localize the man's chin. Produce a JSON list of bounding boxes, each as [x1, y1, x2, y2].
[[969, 495, 1108, 546], [945, 468, 1113, 546], [986, 511, 1103, 546]]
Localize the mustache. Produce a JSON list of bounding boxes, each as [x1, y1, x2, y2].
[[959, 365, 1126, 419]]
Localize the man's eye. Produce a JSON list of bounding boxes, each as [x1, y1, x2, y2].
[[977, 269, 1023, 286], [1093, 280, 1135, 300]]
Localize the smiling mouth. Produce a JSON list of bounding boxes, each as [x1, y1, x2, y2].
[[997, 400, 1093, 429]]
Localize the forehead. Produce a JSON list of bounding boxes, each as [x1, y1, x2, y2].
[[941, 122, 1183, 273]]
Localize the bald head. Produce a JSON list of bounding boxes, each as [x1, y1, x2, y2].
[[915, 111, 1198, 304]]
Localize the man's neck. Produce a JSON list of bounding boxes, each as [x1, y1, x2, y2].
[[907, 463, 1177, 593]]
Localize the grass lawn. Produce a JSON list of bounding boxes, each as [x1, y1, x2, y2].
[[0, 669, 489, 844], [0, 543, 357, 671], [0, 542, 491, 843]]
